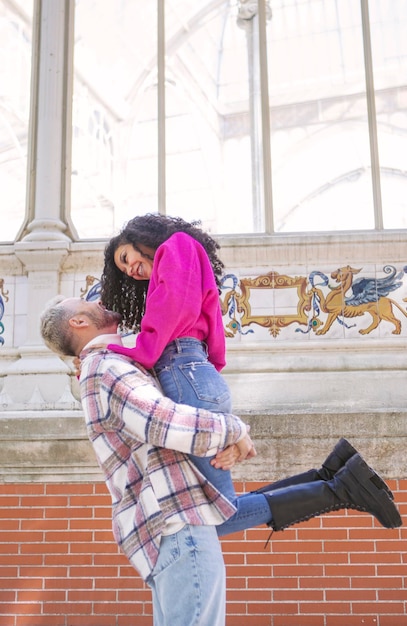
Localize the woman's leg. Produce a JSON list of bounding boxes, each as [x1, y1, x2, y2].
[[155, 339, 236, 502], [216, 492, 272, 536]]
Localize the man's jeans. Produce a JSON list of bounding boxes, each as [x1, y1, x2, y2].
[[146, 525, 226, 626]]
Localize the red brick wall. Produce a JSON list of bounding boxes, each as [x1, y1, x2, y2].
[[0, 480, 405, 626]]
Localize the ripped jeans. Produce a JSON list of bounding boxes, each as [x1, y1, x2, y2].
[[154, 338, 236, 502]]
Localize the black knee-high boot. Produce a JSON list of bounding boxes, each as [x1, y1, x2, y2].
[[263, 453, 401, 531], [255, 438, 393, 500]]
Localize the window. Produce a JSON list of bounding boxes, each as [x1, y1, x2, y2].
[[7, 0, 404, 239], [0, 0, 32, 242]]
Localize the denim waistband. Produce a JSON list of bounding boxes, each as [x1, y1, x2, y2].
[[162, 337, 207, 355]]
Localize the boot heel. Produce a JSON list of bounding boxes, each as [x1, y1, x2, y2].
[[338, 454, 402, 529]]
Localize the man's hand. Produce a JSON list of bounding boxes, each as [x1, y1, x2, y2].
[[211, 433, 256, 470], [73, 357, 81, 378]]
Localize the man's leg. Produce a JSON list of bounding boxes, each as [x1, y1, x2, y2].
[[147, 525, 226, 626]]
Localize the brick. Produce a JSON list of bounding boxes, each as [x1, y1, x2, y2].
[[21, 519, 68, 531], [19, 566, 68, 579], [20, 542, 69, 555], [0, 508, 43, 520], [226, 617, 271, 626], [300, 577, 350, 589], [325, 540, 375, 553], [274, 616, 325, 625], [0, 616, 16, 626], [325, 564, 376, 577], [0, 578, 42, 590], [21, 496, 67, 508], [17, 590, 65, 603], [44, 578, 92, 590], [351, 576, 404, 588], [94, 601, 142, 614], [300, 602, 351, 614], [68, 589, 117, 602], [352, 601, 405, 614], [378, 588, 407, 600], [118, 618, 153, 626], [46, 483, 95, 495], [2, 531, 44, 544], [274, 589, 323, 602], [298, 528, 347, 541], [10, 603, 42, 615], [45, 530, 92, 542], [379, 617, 407, 626], [67, 618, 119, 626], [349, 550, 401, 564], [46, 507, 92, 519], [0, 555, 42, 566], [0, 590, 16, 603], [325, 589, 376, 601], [326, 617, 378, 626], [298, 551, 348, 564], [273, 564, 324, 577], [118, 589, 152, 602], [0, 566, 18, 577], [44, 554, 92, 566]]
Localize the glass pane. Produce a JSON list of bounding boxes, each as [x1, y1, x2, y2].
[[0, 0, 32, 242], [269, 0, 374, 232], [370, 0, 407, 229], [162, 0, 252, 234], [72, 0, 157, 237], [72, 0, 260, 237]]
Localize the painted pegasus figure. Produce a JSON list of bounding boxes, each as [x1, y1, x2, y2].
[[311, 265, 407, 335]]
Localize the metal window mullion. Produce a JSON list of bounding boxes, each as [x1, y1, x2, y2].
[[258, 0, 273, 233], [361, 0, 382, 229], [157, 0, 166, 215]]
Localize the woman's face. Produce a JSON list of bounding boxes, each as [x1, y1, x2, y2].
[[114, 243, 155, 280]]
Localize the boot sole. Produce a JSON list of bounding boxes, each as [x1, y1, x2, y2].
[[338, 439, 394, 500], [340, 454, 402, 529]]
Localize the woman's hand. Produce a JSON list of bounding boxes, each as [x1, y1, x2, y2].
[[211, 433, 256, 470]]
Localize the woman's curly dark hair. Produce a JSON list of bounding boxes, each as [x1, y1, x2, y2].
[[100, 213, 224, 332]]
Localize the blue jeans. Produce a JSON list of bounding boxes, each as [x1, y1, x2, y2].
[[154, 338, 235, 502], [154, 339, 273, 535], [146, 524, 226, 626]]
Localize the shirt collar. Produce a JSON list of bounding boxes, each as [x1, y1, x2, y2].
[[82, 333, 123, 351]]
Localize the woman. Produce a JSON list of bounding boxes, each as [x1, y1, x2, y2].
[[101, 213, 239, 506]]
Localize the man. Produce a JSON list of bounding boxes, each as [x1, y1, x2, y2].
[[40, 296, 402, 626]]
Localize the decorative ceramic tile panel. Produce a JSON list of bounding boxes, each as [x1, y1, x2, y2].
[[221, 264, 407, 339]]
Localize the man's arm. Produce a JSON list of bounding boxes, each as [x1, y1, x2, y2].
[[88, 362, 247, 457]]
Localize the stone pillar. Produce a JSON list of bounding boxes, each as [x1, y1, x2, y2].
[[23, 0, 75, 242], [0, 0, 79, 412], [237, 0, 272, 232], [0, 243, 80, 412]]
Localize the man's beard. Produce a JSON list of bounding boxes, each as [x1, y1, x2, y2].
[[101, 309, 122, 328], [90, 308, 122, 330]]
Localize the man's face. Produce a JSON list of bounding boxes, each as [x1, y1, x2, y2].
[[63, 298, 122, 332]]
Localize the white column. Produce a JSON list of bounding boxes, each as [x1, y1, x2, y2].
[[1, 0, 79, 412], [23, 0, 75, 242]]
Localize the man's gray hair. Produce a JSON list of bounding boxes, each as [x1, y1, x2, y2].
[[40, 295, 77, 357]]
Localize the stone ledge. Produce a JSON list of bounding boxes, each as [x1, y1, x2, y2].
[[0, 410, 405, 483]]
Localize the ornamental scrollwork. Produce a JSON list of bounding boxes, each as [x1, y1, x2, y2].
[[0, 278, 9, 346]]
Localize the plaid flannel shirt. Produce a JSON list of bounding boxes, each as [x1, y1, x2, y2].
[[79, 338, 247, 581]]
